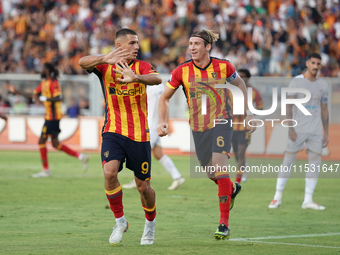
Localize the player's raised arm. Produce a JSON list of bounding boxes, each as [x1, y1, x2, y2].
[[112, 61, 162, 85], [78, 47, 130, 71], [157, 86, 176, 137], [230, 75, 256, 133]]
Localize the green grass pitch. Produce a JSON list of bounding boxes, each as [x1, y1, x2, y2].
[[0, 151, 339, 254]]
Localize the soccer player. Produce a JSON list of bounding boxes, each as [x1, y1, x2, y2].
[[79, 28, 162, 245], [228, 69, 263, 183], [268, 52, 329, 210], [6, 63, 89, 178], [122, 83, 185, 190], [157, 29, 256, 240]]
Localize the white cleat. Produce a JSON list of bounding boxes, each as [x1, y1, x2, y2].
[[268, 200, 281, 209], [32, 170, 51, 178], [80, 154, 90, 172], [141, 219, 155, 245], [109, 221, 128, 245], [241, 171, 248, 183], [167, 177, 185, 190], [122, 179, 136, 189], [302, 202, 325, 210]]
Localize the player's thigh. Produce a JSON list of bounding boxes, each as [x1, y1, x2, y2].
[[212, 124, 233, 158], [286, 132, 307, 153], [305, 134, 323, 155], [125, 140, 152, 181], [101, 133, 126, 172], [41, 120, 61, 139], [192, 129, 213, 167]]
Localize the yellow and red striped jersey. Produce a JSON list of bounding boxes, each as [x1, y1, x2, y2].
[[227, 86, 263, 131], [34, 79, 63, 121], [92, 60, 158, 142], [167, 57, 236, 132]]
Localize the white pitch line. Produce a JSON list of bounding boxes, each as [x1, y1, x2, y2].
[[230, 232, 340, 241], [233, 240, 340, 249]]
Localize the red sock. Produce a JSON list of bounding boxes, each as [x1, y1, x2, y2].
[[216, 172, 232, 227], [143, 204, 156, 221], [106, 186, 124, 218], [235, 169, 242, 183], [57, 144, 80, 158], [39, 144, 49, 170]]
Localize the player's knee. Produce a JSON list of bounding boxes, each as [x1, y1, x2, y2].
[[103, 163, 118, 181], [136, 181, 149, 195], [52, 141, 59, 148]]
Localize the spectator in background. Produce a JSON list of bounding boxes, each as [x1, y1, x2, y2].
[[1, 0, 340, 77], [67, 97, 79, 118]]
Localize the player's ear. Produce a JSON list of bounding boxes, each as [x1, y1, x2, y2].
[[206, 44, 212, 52]]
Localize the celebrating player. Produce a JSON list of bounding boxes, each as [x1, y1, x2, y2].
[[122, 83, 185, 190], [157, 29, 255, 240], [79, 28, 162, 245], [228, 69, 263, 183], [6, 63, 89, 178], [268, 52, 329, 210]]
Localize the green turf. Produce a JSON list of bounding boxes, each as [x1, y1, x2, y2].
[[0, 151, 339, 254]]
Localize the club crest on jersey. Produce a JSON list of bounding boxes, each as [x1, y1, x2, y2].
[[211, 72, 218, 79], [104, 151, 109, 158], [219, 196, 228, 204]]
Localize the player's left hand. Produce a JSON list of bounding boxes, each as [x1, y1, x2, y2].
[[323, 133, 329, 148], [112, 61, 137, 83], [245, 114, 256, 133], [157, 122, 169, 137]]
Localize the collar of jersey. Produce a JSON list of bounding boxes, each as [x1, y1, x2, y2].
[[192, 57, 212, 71]]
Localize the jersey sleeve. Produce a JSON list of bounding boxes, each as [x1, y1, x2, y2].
[[167, 67, 182, 90], [50, 80, 62, 97], [139, 61, 159, 75], [287, 77, 300, 97], [225, 62, 237, 83], [34, 83, 42, 95]]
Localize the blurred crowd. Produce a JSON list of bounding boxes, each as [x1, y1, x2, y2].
[[1, 0, 340, 77]]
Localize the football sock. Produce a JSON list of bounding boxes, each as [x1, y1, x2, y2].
[[57, 144, 80, 158], [215, 172, 232, 227], [39, 144, 49, 170], [274, 152, 297, 201], [115, 215, 127, 224], [143, 203, 156, 222], [235, 169, 242, 183], [304, 152, 321, 203], [105, 185, 124, 218], [159, 155, 181, 180], [304, 178, 318, 204], [210, 178, 218, 185]]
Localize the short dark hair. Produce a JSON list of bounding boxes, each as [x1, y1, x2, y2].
[[307, 52, 321, 60], [238, 69, 251, 78], [115, 28, 137, 40], [44, 62, 59, 80]]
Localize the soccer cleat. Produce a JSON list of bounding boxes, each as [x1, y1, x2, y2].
[[213, 223, 230, 240], [230, 182, 241, 210], [241, 171, 248, 183], [80, 154, 90, 172], [268, 200, 282, 209], [167, 177, 185, 190], [32, 170, 51, 178], [122, 179, 136, 189], [302, 202, 325, 210], [141, 219, 156, 245], [109, 221, 129, 245]]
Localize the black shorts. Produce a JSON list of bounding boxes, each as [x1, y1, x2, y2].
[[41, 120, 61, 138], [192, 124, 233, 167], [101, 132, 152, 181], [232, 130, 251, 148]]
